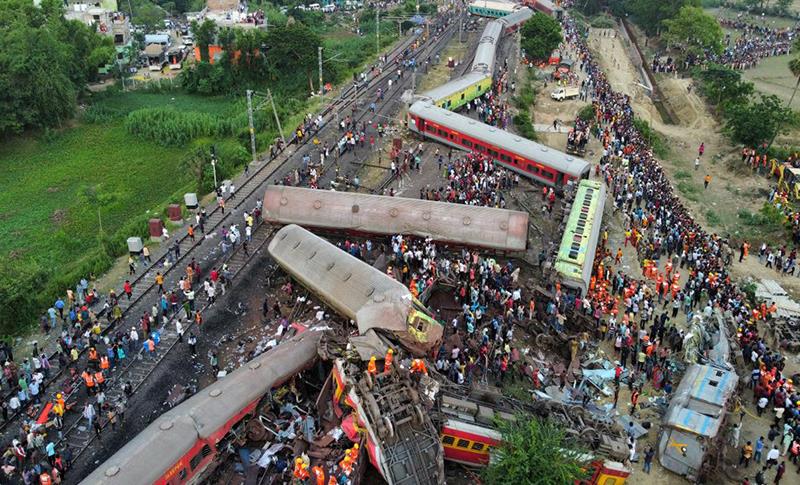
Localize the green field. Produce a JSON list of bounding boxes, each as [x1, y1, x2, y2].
[[740, 55, 800, 110], [0, 91, 238, 268]]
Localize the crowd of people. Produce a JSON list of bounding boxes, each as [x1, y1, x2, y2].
[[689, 17, 796, 71], [417, 151, 517, 207], [0, 187, 267, 483], [559, 14, 800, 482]]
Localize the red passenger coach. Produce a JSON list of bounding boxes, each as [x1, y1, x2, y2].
[[408, 101, 590, 188], [440, 419, 502, 466]]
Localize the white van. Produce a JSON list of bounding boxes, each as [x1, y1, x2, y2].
[[308, 3, 321, 11], [322, 4, 335, 13]]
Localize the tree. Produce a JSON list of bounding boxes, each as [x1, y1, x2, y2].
[[787, 43, 800, 108], [776, 0, 793, 14], [629, 0, 699, 35], [263, 23, 321, 91], [520, 13, 562, 61], [0, 0, 114, 134], [694, 64, 754, 110], [192, 19, 217, 63], [483, 417, 589, 485], [725, 94, 796, 146], [662, 6, 723, 59]]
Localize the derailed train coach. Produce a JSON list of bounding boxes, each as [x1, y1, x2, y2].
[[267, 224, 443, 356], [79, 331, 324, 485], [262, 185, 529, 253], [407, 101, 590, 188]]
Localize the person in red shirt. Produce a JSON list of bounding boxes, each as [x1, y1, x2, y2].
[[123, 280, 132, 300]]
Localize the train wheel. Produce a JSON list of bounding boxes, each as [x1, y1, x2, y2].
[[413, 404, 425, 426], [581, 427, 600, 449]]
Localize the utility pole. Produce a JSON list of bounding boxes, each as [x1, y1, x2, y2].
[[267, 88, 286, 146], [318, 46, 324, 96], [376, 6, 380, 56], [246, 90, 257, 166]]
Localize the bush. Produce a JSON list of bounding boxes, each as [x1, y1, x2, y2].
[[577, 105, 595, 123], [514, 111, 538, 141], [125, 108, 236, 146], [589, 15, 616, 28], [633, 118, 669, 159]]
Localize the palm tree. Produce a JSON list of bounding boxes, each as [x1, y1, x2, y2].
[[788, 56, 800, 108]]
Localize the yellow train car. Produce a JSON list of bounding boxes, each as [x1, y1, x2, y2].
[[421, 71, 493, 110]]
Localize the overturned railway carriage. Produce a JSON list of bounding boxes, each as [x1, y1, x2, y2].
[[79, 331, 324, 485], [471, 19, 503, 74], [658, 364, 737, 481], [496, 7, 533, 33], [267, 224, 443, 356], [467, 0, 520, 18], [263, 185, 529, 252], [554, 180, 606, 296], [408, 101, 591, 187]]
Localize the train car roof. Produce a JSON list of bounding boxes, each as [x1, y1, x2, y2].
[[409, 101, 590, 178], [267, 225, 442, 355], [498, 7, 533, 26], [468, 0, 519, 11], [420, 71, 490, 103], [472, 20, 503, 73], [263, 185, 529, 252], [80, 331, 323, 485]]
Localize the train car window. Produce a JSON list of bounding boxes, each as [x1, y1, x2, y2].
[[489, 149, 498, 158], [438, 129, 446, 137], [542, 170, 554, 180], [460, 93, 465, 100], [471, 442, 485, 451], [500, 154, 511, 162], [527, 164, 540, 174], [189, 444, 213, 471], [556, 172, 564, 185], [442, 435, 455, 446], [456, 439, 470, 448], [462, 139, 473, 148], [427, 124, 435, 132], [475, 144, 485, 153], [179, 469, 187, 481], [450, 134, 456, 140], [189, 453, 202, 471]]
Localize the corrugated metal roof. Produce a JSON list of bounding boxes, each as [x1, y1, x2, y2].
[[409, 101, 590, 178]]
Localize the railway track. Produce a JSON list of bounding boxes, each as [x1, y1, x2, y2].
[[11, 12, 465, 472]]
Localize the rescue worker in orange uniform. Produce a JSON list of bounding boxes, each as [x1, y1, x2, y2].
[[293, 457, 310, 481], [367, 356, 377, 376], [82, 370, 95, 394], [339, 455, 353, 476], [384, 349, 394, 374], [39, 471, 52, 485], [88, 347, 99, 369], [94, 370, 106, 391], [311, 465, 325, 485], [100, 355, 110, 371], [410, 359, 428, 375]]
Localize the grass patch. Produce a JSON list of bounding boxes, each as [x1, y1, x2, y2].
[[677, 180, 701, 201], [705, 209, 722, 226], [674, 170, 692, 180], [633, 118, 669, 159]]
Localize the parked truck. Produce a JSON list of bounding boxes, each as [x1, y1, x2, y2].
[[551, 86, 580, 101]]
